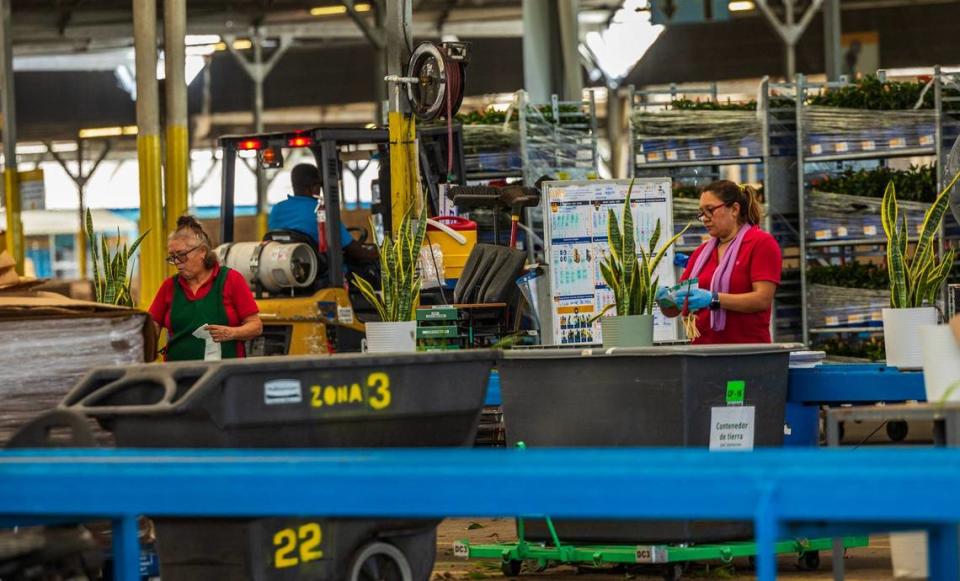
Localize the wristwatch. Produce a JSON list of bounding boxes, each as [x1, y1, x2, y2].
[[709, 291, 721, 311]]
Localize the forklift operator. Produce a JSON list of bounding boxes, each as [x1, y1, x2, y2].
[[269, 163, 377, 264]]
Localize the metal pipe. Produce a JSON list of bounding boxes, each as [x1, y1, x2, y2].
[[76, 140, 86, 279], [133, 0, 166, 308], [253, 30, 268, 240], [164, 0, 189, 241], [823, 0, 842, 81], [0, 0, 21, 272]]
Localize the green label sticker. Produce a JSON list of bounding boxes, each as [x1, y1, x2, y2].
[[726, 380, 745, 405]]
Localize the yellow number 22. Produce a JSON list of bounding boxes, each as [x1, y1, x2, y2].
[[273, 523, 323, 569]]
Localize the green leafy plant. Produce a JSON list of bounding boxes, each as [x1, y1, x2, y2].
[[806, 76, 960, 110], [813, 165, 937, 203], [85, 208, 149, 307], [808, 263, 889, 290], [593, 180, 690, 319], [351, 206, 427, 322], [881, 172, 960, 308], [817, 337, 885, 361]]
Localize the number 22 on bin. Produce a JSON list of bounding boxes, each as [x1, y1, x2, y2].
[[274, 522, 323, 569], [310, 372, 392, 410]]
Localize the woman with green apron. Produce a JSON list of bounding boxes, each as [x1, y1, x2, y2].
[[149, 216, 262, 361]]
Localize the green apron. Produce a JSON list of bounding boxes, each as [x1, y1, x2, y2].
[[166, 267, 240, 361]]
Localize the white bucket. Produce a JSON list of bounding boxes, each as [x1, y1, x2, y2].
[[920, 324, 960, 403], [364, 321, 417, 353], [890, 531, 928, 579], [882, 307, 938, 369]]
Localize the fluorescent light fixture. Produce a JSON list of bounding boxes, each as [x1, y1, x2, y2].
[[78, 125, 138, 139], [310, 3, 371, 16], [16, 144, 49, 155], [185, 35, 221, 46], [728, 1, 756, 12], [214, 39, 253, 51]]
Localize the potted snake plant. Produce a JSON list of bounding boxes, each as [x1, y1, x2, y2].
[[881, 172, 960, 368], [593, 180, 689, 348], [352, 206, 427, 353]]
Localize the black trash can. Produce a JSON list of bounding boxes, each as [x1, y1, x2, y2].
[[498, 344, 794, 544], [61, 351, 499, 581]]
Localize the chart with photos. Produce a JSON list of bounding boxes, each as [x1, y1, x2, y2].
[[542, 179, 677, 345]]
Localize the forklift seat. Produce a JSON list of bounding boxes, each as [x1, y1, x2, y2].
[[453, 244, 526, 305]]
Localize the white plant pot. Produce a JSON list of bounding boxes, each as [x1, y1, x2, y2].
[[890, 531, 927, 579], [364, 321, 417, 353], [882, 307, 938, 369], [920, 324, 960, 403]]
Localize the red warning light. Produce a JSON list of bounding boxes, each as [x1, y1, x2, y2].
[[287, 136, 313, 147], [237, 138, 263, 151]]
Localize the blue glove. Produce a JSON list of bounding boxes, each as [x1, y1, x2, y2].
[[673, 252, 690, 268], [655, 285, 678, 310], [674, 288, 712, 311]]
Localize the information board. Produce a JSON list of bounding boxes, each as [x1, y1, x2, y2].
[[541, 179, 678, 345]]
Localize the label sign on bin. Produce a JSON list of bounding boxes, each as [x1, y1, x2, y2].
[[709, 406, 755, 452], [725, 380, 745, 405]]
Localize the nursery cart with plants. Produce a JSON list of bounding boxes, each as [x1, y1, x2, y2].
[[455, 517, 869, 580], [628, 79, 802, 342], [793, 68, 960, 352]]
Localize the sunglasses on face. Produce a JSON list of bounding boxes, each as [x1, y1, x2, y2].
[[697, 202, 732, 222], [166, 246, 202, 265]]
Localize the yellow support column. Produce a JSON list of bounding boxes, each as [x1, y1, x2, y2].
[[0, 0, 22, 273], [134, 0, 166, 308], [164, 0, 189, 242], [388, 111, 418, 234]]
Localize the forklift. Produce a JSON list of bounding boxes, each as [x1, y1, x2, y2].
[[215, 125, 465, 357]]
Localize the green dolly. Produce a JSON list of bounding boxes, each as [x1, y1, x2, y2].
[[454, 515, 869, 580]]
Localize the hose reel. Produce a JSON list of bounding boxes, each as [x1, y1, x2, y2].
[[405, 41, 468, 122]]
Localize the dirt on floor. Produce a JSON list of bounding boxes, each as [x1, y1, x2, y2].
[[433, 519, 896, 581]]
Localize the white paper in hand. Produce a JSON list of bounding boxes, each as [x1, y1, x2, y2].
[[192, 324, 222, 361]]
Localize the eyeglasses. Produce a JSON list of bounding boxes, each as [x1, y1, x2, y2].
[[166, 246, 202, 265], [697, 203, 732, 223]]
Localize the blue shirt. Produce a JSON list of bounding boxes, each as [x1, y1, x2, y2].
[[268, 195, 354, 249]]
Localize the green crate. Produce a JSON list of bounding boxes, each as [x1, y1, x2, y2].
[[417, 325, 460, 339], [416, 307, 459, 322]]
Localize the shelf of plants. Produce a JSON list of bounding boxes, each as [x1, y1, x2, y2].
[[629, 80, 802, 341], [795, 69, 960, 351], [459, 91, 599, 184]]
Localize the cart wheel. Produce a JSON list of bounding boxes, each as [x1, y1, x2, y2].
[[662, 563, 685, 581], [348, 542, 413, 581], [500, 559, 523, 577], [886, 421, 909, 442], [798, 550, 821, 571]]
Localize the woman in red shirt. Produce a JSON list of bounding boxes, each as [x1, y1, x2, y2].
[[149, 216, 262, 360], [657, 180, 782, 344]]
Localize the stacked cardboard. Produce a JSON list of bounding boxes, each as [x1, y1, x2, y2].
[[0, 252, 155, 444]]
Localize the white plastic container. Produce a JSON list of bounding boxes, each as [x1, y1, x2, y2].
[[890, 531, 927, 579], [882, 307, 938, 369], [364, 321, 417, 353], [920, 324, 960, 403]]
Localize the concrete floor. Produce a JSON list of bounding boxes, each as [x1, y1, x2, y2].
[[434, 518, 896, 580]]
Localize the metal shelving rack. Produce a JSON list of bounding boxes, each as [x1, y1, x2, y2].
[[628, 79, 801, 342], [794, 67, 960, 346]]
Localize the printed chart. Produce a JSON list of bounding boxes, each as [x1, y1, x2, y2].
[[541, 179, 677, 345]]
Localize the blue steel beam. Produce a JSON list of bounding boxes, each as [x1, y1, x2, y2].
[[1, 449, 959, 580], [787, 364, 926, 403]]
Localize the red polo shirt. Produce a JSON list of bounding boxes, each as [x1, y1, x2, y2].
[[148, 265, 259, 358], [680, 226, 782, 344]]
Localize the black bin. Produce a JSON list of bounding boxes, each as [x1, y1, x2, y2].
[[499, 344, 793, 544], [62, 351, 499, 581]]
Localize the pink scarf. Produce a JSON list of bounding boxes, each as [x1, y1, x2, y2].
[[688, 224, 754, 331]]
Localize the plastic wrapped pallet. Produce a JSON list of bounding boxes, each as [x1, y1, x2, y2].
[[807, 190, 929, 242], [807, 284, 889, 329], [462, 124, 521, 175], [523, 104, 596, 182], [0, 289, 153, 444], [802, 106, 936, 157], [633, 109, 762, 164]]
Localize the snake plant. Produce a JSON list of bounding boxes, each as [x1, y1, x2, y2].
[[352, 205, 427, 322], [594, 180, 690, 319], [85, 208, 149, 307], [881, 172, 960, 309]]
